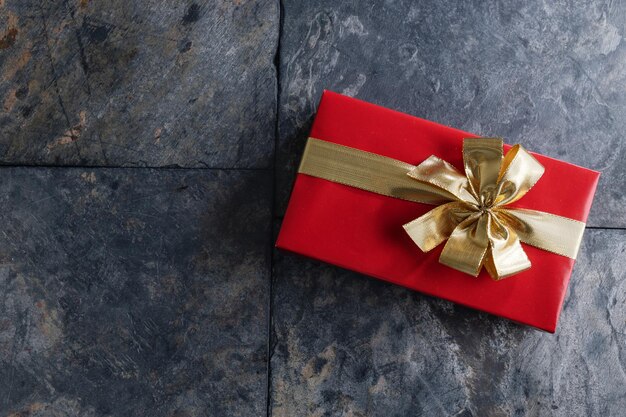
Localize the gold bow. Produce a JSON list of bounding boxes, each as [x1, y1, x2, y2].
[[298, 137, 586, 279]]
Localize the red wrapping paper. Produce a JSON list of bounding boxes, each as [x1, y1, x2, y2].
[[276, 91, 600, 332]]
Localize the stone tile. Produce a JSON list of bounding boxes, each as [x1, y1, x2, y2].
[[0, 0, 278, 168], [276, 0, 626, 227], [270, 229, 626, 417], [0, 168, 271, 416]]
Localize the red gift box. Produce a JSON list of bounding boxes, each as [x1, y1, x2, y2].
[[276, 91, 599, 332]]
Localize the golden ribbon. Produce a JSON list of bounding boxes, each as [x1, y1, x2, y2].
[[298, 137, 585, 279]]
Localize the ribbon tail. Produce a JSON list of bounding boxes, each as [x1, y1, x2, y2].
[[497, 208, 585, 259], [403, 201, 473, 252], [484, 212, 531, 280], [439, 214, 489, 277]]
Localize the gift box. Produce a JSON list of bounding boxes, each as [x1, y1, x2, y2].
[[276, 91, 599, 332]]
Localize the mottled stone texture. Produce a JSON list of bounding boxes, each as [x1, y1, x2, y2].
[[0, 168, 271, 416], [276, 0, 626, 227], [2, 0, 626, 416], [0, 0, 277, 168], [270, 230, 626, 417]]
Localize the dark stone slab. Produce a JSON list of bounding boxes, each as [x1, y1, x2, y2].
[[276, 0, 626, 227], [270, 229, 626, 416], [0, 168, 271, 416], [0, 0, 278, 168]]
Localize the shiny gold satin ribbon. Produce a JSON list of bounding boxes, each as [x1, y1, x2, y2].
[[299, 137, 586, 279]]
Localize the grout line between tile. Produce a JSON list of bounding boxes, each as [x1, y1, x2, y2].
[[0, 165, 273, 171], [266, 1, 283, 416]]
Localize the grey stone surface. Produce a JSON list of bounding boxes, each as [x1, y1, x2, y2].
[[0, 168, 272, 416], [270, 229, 626, 417], [276, 0, 626, 227], [1, 0, 625, 416], [0, 0, 278, 168]]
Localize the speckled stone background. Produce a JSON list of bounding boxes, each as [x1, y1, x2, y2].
[[1, 0, 624, 416]]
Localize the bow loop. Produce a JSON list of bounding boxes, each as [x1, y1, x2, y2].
[[485, 211, 532, 279], [439, 214, 489, 277], [403, 201, 476, 252], [463, 138, 503, 207], [493, 145, 544, 207], [407, 156, 477, 204]]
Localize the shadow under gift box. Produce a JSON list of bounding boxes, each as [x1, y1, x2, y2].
[[276, 91, 600, 333]]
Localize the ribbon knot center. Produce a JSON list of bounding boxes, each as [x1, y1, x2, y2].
[[478, 204, 490, 214]]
